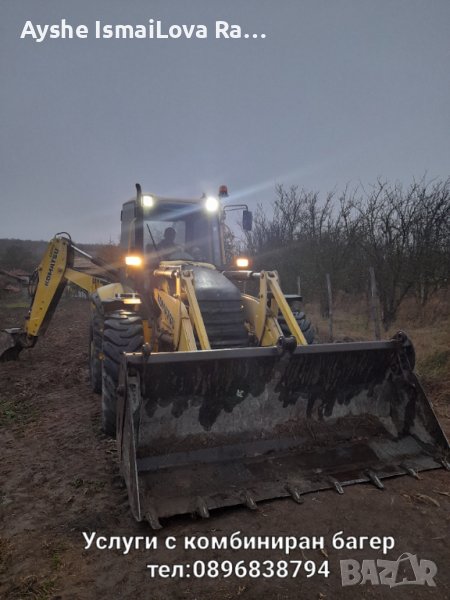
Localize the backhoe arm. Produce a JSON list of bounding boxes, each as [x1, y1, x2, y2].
[[0, 234, 109, 360]]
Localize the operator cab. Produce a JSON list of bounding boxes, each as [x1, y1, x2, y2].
[[120, 184, 253, 271], [121, 193, 224, 267], [142, 199, 223, 264]]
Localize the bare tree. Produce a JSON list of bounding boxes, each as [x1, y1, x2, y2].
[[243, 177, 450, 323], [352, 177, 450, 327]]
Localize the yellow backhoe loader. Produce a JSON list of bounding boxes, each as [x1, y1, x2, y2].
[[1, 184, 448, 529]]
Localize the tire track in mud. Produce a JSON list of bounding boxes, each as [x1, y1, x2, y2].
[[1, 300, 130, 598]]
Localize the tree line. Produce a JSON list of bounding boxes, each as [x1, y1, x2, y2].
[[243, 177, 450, 328]]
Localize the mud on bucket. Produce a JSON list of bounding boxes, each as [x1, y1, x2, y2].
[[116, 341, 449, 527]]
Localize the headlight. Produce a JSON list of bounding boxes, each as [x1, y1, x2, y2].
[[236, 257, 250, 268], [205, 196, 219, 212], [125, 255, 143, 267], [142, 195, 155, 208]]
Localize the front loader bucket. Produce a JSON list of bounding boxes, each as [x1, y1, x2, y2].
[[117, 337, 449, 528]]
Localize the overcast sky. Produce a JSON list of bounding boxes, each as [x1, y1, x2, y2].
[[1, 0, 449, 243]]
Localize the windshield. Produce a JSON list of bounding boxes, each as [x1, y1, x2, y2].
[[143, 203, 222, 264]]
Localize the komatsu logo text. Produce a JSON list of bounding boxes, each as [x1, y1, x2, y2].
[[45, 248, 59, 286], [157, 294, 174, 328]]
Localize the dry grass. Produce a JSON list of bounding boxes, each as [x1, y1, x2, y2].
[[305, 292, 450, 409]]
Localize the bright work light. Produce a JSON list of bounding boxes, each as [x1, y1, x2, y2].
[[205, 196, 219, 212], [236, 257, 250, 268], [125, 255, 143, 267], [142, 195, 155, 208]]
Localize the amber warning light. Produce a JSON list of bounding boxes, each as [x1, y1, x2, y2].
[[219, 185, 229, 198]]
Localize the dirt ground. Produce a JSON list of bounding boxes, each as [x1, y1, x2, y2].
[[1, 298, 449, 600]]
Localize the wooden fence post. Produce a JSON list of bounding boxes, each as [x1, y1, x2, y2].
[[369, 267, 381, 340], [326, 273, 333, 342]]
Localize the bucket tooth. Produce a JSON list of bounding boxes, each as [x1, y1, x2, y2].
[[285, 484, 304, 504], [241, 491, 257, 510], [329, 477, 344, 494], [439, 458, 450, 471], [145, 510, 162, 530], [196, 497, 210, 519], [400, 464, 420, 479], [366, 470, 384, 490]]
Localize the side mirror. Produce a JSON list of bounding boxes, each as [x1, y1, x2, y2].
[[242, 210, 253, 231]]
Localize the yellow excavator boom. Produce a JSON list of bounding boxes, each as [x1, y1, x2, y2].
[[0, 234, 110, 360]]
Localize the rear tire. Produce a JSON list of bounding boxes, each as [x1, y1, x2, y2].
[[89, 309, 103, 394], [278, 310, 315, 345], [102, 310, 144, 437]]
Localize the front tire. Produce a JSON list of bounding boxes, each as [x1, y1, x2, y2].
[[278, 310, 315, 345], [102, 310, 143, 437]]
